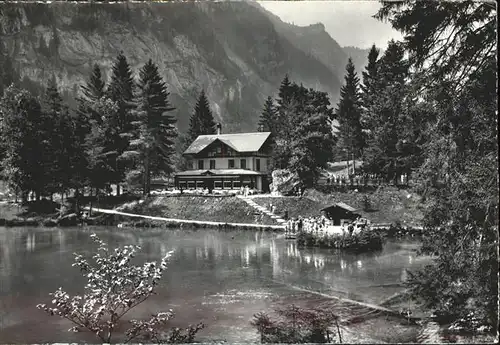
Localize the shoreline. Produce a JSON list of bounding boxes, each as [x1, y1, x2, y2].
[[0, 207, 423, 237], [89, 207, 285, 231]]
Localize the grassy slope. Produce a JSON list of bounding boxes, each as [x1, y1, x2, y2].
[[1, 184, 423, 227], [119, 196, 277, 225], [253, 187, 424, 226], [252, 196, 328, 218]]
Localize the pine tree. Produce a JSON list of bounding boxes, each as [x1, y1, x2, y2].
[[362, 40, 409, 183], [126, 59, 177, 196], [106, 53, 135, 194], [335, 58, 364, 173], [107, 52, 135, 132], [360, 44, 380, 131], [276, 74, 293, 108], [82, 63, 106, 103], [41, 76, 65, 197], [187, 89, 216, 143], [258, 96, 276, 133]]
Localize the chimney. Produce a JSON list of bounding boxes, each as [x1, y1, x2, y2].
[[216, 123, 222, 135]]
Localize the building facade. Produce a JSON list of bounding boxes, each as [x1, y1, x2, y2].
[[174, 131, 272, 192]]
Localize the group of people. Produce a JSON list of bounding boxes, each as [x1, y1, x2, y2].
[[285, 215, 330, 234], [285, 214, 370, 236], [240, 185, 252, 197], [326, 174, 366, 186]]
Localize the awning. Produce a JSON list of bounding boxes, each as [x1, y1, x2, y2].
[[175, 169, 264, 177]]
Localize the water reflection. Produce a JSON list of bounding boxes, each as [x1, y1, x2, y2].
[[0, 226, 429, 343]]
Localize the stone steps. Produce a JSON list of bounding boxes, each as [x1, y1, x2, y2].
[[237, 196, 287, 225]]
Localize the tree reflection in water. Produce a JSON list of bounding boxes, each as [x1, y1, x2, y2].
[[0, 227, 428, 343]]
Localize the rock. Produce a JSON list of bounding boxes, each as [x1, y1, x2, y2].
[[57, 213, 78, 226], [43, 219, 58, 227], [270, 169, 301, 196]]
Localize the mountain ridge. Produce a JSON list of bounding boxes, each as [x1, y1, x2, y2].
[[0, 1, 367, 133]]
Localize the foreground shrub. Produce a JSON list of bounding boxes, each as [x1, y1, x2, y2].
[[251, 304, 343, 343], [37, 234, 204, 343]]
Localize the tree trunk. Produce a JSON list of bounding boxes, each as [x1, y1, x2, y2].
[[75, 188, 80, 216], [89, 188, 93, 217], [144, 155, 150, 196], [353, 150, 356, 174], [346, 150, 350, 179], [116, 183, 121, 197]]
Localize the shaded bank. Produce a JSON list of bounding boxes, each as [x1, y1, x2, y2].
[[297, 230, 384, 253]]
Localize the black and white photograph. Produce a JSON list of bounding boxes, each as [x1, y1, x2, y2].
[[0, 0, 497, 343]]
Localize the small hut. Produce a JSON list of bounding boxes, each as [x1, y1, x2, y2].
[[320, 202, 361, 226]]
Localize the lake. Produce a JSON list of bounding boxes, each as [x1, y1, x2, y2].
[[0, 226, 431, 343]]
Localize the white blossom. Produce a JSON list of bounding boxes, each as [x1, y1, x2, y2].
[[36, 233, 182, 344]]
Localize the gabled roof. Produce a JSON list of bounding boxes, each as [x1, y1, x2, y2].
[[184, 132, 271, 155], [321, 202, 358, 213]]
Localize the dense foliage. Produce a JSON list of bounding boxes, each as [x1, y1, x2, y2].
[[265, 75, 335, 189], [37, 233, 204, 343], [0, 53, 178, 204], [374, 0, 498, 332]]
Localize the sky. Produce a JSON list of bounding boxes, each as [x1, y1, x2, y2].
[[258, 0, 403, 49]]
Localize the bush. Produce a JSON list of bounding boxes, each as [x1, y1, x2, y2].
[[251, 304, 343, 343], [37, 234, 204, 343], [297, 230, 383, 253]]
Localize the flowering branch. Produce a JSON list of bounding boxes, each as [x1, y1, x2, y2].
[[36, 233, 195, 344]]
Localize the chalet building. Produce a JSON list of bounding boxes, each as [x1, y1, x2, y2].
[[320, 202, 361, 226], [174, 127, 272, 192]]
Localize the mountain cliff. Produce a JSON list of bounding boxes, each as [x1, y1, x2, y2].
[[0, 1, 356, 133]]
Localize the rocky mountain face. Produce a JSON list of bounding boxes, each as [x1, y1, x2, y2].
[[0, 1, 366, 133]]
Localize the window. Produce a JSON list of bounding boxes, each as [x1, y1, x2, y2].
[[198, 160, 204, 170], [188, 160, 194, 170], [210, 160, 216, 169], [228, 159, 235, 168], [240, 159, 247, 169], [214, 180, 222, 189], [256, 159, 261, 171], [223, 181, 232, 189], [216, 147, 222, 153]]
